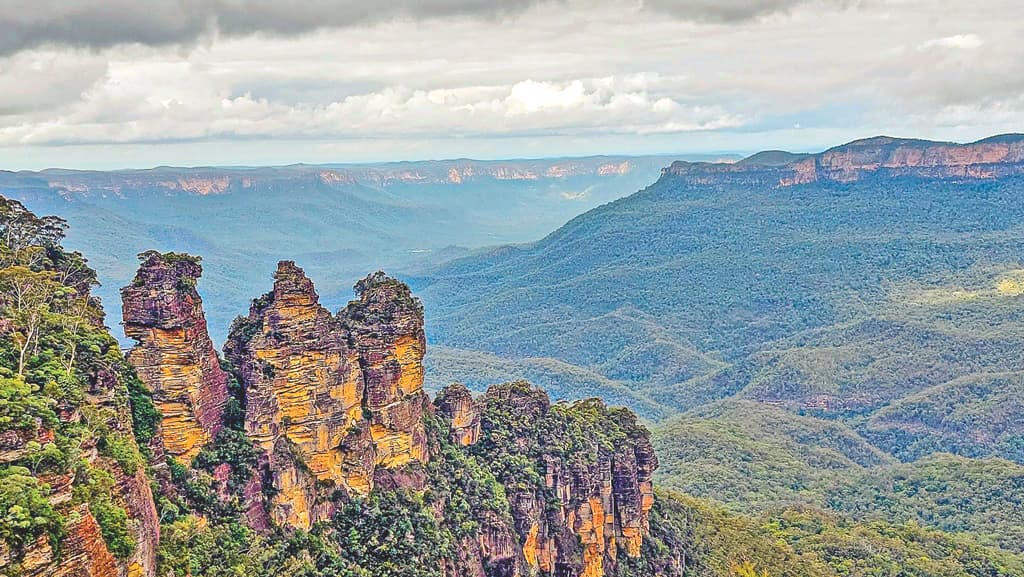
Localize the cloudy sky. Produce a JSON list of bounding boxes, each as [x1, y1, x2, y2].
[[1, 0, 1021, 169]]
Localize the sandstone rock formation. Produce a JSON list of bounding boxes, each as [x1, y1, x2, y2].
[[121, 251, 229, 463], [118, 253, 656, 576], [224, 263, 428, 529], [435, 383, 481, 446], [25, 158, 647, 199], [0, 357, 160, 577], [440, 382, 658, 577], [665, 133, 1024, 187], [342, 271, 429, 470]]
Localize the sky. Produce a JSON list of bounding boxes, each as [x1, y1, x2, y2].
[[1, 0, 1022, 170]]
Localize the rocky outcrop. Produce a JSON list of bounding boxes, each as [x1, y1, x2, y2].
[[665, 133, 1024, 187], [224, 261, 368, 528], [342, 271, 430, 471], [435, 383, 481, 446], [122, 251, 230, 463], [0, 360, 160, 577], [224, 263, 428, 529], [117, 252, 656, 577], [4, 505, 119, 577], [444, 382, 658, 577]]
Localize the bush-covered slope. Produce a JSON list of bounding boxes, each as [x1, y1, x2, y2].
[[0, 197, 159, 576], [827, 454, 1024, 553], [864, 372, 1024, 463], [422, 174, 1024, 368], [652, 402, 1024, 555], [653, 401, 891, 508]]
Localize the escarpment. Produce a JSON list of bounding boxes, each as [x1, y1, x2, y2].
[[439, 382, 658, 577], [665, 133, 1024, 187], [0, 198, 159, 577], [121, 251, 230, 463], [0, 368, 160, 577]]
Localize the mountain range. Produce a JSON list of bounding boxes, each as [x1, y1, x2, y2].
[[418, 134, 1024, 426], [2, 155, 690, 342], [3, 134, 1024, 576]]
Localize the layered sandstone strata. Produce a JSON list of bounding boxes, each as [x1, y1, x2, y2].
[[341, 271, 429, 470], [434, 383, 481, 446], [121, 251, 229, 462], [665, 134, 1024, 187], [440, 382, 658, 577], [224, 263, 428, 529]]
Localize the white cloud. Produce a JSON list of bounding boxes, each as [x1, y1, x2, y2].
[[0, 69, 742, 145], [1, 0, 1023, 168], [918, 33, 984, 51]]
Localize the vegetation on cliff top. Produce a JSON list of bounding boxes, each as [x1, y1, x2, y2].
[[0, 197, 147, 568]]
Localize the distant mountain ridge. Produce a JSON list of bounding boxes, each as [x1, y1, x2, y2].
[[2, 155, 692, 199], [667, 133, 1024, 186], [1, 155, 688, 344], [418, 132, 1024, 463]]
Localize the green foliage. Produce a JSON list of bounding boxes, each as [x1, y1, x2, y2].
[[157, 517, 287, 577], [125, 369, 161, 447], [826, 454, 1024, 553], [864, 371, 1024, 463], [324, 490, 449, 577], [0, 376, 57, 432], [99, 432, 146, 475], [422, 174, 1024, 389], [72, 463, 136, 559], [653, 401, 891, 508], [0, 196, 151, 567], [653, 402, 1024, 556], [0, 467, 64, 553], [763, 509, 1024, 577], [423, 410, 510, 539], [634, 490, 1024, 577]]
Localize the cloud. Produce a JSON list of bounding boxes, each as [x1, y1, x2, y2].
[[0, 50, 108, 115], [0, 0, 871, 57], [0, 0, 555, 56], [0, 72, 743, 145], [641, 0, 855, 23], [917, 33, 984, 51], [1, 0, 1023, 169]]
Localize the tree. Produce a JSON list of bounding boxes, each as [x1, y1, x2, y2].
[[0, 266, 65, 376], [0, 198, 67, 269]]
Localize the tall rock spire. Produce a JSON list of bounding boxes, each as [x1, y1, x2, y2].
[[121, 251, 229, 462], [342, 271, 429, 469]]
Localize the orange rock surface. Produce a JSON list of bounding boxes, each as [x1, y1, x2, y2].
[[122, 252, 229, 463]]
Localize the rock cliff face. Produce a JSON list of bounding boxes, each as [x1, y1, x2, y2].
[[435, 383, 481, 446], [665, 133, 1024, 187], [438, 382, 658, 577], [342, 271, 430, 471], [115, 251, 656, 576], [224, 263, 428, 529], [0, 358, 160, 577], [7, 506, 119, 577], [19, 158, 650, 199], [121, 252, 230, 463]]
